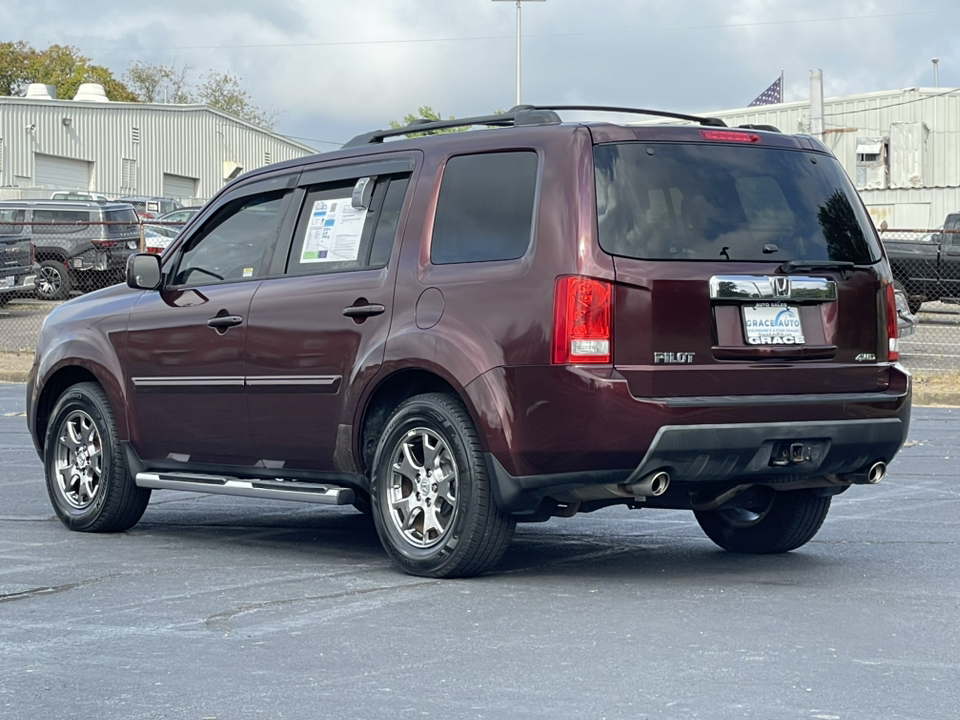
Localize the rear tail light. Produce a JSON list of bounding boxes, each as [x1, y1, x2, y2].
[[91, 239, 119, 248], [553, 276, 612, 364], [883, 281, 899, 362]]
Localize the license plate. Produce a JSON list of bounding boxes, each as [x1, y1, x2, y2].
[[742, 303, 805, 345]]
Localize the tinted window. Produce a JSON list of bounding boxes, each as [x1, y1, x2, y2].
[[32, 209, 90, 234], [287, 175, 409, 276], [594, 143, 880, 263], [173, 192, 285, 285], [0, 209, 25, 234], [431, 151, 538, 264], [105, 208, 140, 236]]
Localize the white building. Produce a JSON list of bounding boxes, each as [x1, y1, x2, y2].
[[699, 87, 960, 230], [0, 83, 316, 204]]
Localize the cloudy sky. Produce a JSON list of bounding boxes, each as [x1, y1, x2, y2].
[[3, 0, 958, 150]]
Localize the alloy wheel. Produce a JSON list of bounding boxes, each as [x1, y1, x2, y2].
[[53, 410, 104, 509], [386, 427, 459, 548]]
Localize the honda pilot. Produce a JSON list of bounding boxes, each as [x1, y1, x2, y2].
[[27, 105, 911, 578]]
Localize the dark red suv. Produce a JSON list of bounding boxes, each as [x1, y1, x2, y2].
[[27, 105, 911, 577]]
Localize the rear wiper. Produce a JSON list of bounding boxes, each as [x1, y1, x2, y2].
[[780, 260, 856, 279]]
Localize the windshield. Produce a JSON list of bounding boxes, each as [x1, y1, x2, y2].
[[594, 142, 881, 263]]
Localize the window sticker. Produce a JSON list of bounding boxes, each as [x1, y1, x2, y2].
[[300, 198, 367, 263]]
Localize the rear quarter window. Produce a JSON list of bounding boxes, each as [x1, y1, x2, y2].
[[431, 151, 539, 265], [32, 209, 90, 234], [594, 142, 880, 264]]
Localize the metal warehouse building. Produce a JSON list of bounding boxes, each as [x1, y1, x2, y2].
[[0, 83, 315, 203], [700, 86, 960, 230]]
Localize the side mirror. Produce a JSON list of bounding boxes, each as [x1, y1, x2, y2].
[[126, 253, 162, 290]]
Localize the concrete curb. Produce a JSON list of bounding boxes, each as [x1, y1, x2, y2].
[[0, 372, 29, 383]]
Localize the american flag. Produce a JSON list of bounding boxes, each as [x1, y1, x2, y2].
[[749, 77, 783, 106]]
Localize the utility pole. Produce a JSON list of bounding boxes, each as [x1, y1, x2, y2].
[[492, 0, 546, 106]]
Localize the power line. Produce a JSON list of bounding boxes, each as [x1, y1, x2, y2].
[[78, 8, 957, 53]]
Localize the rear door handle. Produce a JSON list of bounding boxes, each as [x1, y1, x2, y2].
[[207, 315, 244, 329], [342, 304, 385, 318]]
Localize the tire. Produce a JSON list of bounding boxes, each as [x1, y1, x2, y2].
[[894, 280, 924, 314], [370, 393, 515, 578], [36, 259, 71, 301], [694, 487, 831, 554], [43, 382, 151, 533]]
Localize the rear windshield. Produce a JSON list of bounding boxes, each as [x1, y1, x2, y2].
[[594, 143, 881, 263], [105, 208, 140, 235]]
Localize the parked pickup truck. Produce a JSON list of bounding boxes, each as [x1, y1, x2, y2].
[[884, 212, 960, 313], [0, 208, 38, 306]]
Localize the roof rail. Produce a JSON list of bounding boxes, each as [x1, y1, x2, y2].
[[342, 104, 727, 148]]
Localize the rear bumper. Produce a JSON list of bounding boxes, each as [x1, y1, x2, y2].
[[467, 364, 911, 512]]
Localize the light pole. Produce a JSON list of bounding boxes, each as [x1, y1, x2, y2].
[[932, 58, 940, 87], [492, 0, 546, 106]]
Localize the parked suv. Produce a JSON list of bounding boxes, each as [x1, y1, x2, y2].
[[0, 208, 39, 305], [0, 200, 140, 300], [27, 106, 911, 578]]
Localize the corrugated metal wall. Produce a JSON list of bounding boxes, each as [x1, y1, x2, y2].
[[0, 98, 316, 201]]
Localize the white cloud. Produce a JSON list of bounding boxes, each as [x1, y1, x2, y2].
[[4, 0, 958, 148]]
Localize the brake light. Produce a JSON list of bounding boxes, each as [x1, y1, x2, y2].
[[91, 239, 119, 248], [699, 130, 761, 144], [884, 281, 899, 362], [553, 276, 612, 364]]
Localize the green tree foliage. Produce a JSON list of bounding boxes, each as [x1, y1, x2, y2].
[[196, 71, 278, 130], [122, 62, 278, 129], [124, 60, 192, 104], [0, 42, 137, 101], [389, 106, 468, 136], [2, 44, 277, 130]]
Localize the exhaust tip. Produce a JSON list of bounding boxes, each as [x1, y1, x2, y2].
[[868, 461, 886, 484], [649, 471, 670, 496]]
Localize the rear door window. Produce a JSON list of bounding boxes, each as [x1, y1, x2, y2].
[[431, 151, 539, 264], [286, 173, 411, 276], [594, 143, 880, 263]]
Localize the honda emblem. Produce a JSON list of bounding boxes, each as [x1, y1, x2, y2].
[[772, 276, 790, 298]]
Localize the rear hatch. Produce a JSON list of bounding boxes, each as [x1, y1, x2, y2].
[[0, 209, 33, 277], [593, 127, 894, 398]]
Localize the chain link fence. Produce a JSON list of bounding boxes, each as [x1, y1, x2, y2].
[[4, 220, 960, 375], [1, 218, 179, 353], [880, 228, 960, 372]]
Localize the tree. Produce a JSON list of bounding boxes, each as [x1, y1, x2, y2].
[[0, 41, 31, 96], [195, 71, 279, 130], [122, 62, 278, 129], [0, 42, 137, 101], [124, 61, 192, 104], [390, 106, 467, 136]]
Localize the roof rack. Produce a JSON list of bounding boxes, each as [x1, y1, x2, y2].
[[342, 104, 728, 148]]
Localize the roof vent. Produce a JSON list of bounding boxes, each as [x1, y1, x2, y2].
[[73, 83, 110, 103], [24, 84, 57, 100]]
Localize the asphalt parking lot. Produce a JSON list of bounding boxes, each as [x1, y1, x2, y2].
[[1, 382, 958, 719]]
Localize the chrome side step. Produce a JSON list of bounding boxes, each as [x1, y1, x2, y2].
[[135, 472, 355, 505]]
